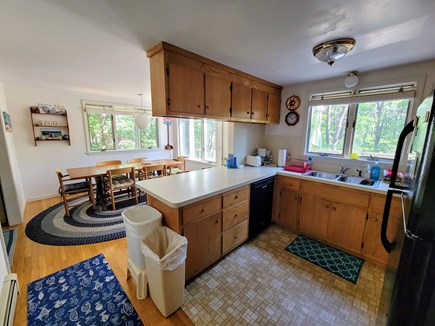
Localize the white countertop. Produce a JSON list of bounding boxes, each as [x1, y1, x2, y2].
[[137, 165, 389, 208], [136, 166, 281, 208]]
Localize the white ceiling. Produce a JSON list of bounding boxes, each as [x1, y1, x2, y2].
[[1, 0, 435, 105]]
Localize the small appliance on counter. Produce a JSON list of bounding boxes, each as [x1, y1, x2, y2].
[[246, 155, 262, 167], [255, 148, 273, 165]]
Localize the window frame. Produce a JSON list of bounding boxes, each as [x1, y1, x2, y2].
[[82, 101, 159, 153], [304, 83, 416, 162]]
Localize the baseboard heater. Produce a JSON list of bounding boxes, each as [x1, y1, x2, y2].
[[0, 274, 19, 326]]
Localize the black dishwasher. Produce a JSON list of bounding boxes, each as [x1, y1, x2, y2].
[[249, 176, 275, 238]]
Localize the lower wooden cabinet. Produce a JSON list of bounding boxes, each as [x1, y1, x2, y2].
[[181, 185, 250, 280], [183, 213, 222, 279], [299, 193, 329, 240], [272, 175, 300, 231]]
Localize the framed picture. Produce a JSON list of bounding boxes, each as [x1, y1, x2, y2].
[[41, 128, 62, 140], [2, 111, 12, 133]]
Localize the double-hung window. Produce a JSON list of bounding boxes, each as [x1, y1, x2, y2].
[[305, 83, 415, 160], [178, 118, 217, 162], [84, 102, 158, 152]]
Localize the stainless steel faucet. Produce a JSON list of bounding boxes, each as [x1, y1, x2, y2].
[[340, 164, 351, 175]]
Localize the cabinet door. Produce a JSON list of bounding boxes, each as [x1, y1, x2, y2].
[[267, 93, 281, 124], [183, 213, 222, 279], [299, 193, 329, 240], [276, 188, 299, 230], [327, 203, 367, 253], [362, 212, 401, 266], [168, 62, 204, 116], [205, 74, 231, 118], [251, 88, 268, 121], [231, 82, 251, 119]]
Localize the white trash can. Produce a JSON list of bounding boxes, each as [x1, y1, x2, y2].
[[141, 226, 188, 317], [122, 205, 162, 299]]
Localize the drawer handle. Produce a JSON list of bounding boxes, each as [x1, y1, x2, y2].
[[234, 195, 238, 200], [325, 205, 329, 209], [200, 208, 205, 213], [331, 207, 336, 211], [234, 234, 238, 239], [234, 214, 238, 219], [215, 219, 219, 224]]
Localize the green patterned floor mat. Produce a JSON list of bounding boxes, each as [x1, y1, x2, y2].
[[286, 235, 363, 284]]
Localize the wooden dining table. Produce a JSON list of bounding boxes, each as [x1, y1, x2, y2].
[[66, 159, 184, 209]]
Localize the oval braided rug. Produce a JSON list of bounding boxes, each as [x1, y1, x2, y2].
[[25, 196, 145, 246]]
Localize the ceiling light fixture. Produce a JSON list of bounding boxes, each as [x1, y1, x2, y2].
[[135, 93, 151, 130], [344, 71, 359, 88], [312, 38, 356, 66]]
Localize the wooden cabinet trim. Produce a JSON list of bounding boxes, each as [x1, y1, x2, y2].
[[222, 186, 250, 208]]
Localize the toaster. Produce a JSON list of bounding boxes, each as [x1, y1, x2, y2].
[[246, 155, 262, 167]]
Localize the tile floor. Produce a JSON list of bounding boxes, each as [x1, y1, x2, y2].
[[182, 225, 385, 325]]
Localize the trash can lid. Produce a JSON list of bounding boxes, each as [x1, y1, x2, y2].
[[121, 205, 162, 224]]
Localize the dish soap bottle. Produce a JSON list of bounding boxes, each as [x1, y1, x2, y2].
[[370, 161, 380, 181]]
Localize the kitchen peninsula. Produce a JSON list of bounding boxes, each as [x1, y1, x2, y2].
[[137, 166, 396, 280]]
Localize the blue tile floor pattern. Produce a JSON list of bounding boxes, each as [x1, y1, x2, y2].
[[286, 235, 363, 284], [27, 253, 143, 325]]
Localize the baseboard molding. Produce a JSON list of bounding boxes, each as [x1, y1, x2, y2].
[[26, 193, 58, 203]]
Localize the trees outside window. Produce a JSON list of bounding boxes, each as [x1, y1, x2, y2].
[[86, 110, 158, 152], [178, 118, 217, 162], [306, 99, 410, 160]]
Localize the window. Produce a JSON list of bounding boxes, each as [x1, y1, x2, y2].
[[306, 84, 414, 160], [84, 103, 158, 152], [178, 118, 217, 162]]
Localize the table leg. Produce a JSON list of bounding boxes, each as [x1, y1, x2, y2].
[[95, 176, 107, 211]]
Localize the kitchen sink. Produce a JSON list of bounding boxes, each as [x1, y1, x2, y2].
[[303, 171, 379, 187], [302, 171, 340, 180]]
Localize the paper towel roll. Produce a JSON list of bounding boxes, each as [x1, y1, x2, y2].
[[278, 149, 287, 167]]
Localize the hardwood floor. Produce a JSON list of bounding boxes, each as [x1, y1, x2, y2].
[[10, 197, 193, 326]]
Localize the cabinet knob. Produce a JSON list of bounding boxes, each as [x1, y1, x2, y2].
[[234, 195, 238, 200], [234, 214, 238, 219], [374, 217, 378, 222], [331, 206, 336, 211], [234, 234, 238, 239], [246, 111, 250, 114], [325, 205, 329, 209], [215, 219, 220, 224], [206, 105, 209, 109], [200, 208, 205, 213]]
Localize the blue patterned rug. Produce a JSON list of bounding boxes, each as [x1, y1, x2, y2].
[[28, 253, 143, 325], [25, 196, 145, 246], [286, 235, 364, 284], [2, 228, 17, 266]]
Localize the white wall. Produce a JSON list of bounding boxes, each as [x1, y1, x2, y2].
[[4, 82, 174, 201], [0, 82, 25, 225], [233, 122, 265, 165], [265, 59, 435, 173]]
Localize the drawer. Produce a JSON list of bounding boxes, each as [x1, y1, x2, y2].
[[222, 220, 248, 255], [222, 201, 249, 231], [279, 176, 300, 191], [372, 195, 402, 216], [182, 196, 221, 225], [223, 186, 250, 208]]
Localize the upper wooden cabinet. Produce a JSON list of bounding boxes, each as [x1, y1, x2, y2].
[[147, 42, 282, 123]]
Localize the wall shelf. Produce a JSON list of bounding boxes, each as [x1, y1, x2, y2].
[[30, 108, 71, 146]]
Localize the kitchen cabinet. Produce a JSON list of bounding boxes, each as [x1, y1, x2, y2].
[[148, 183, 250, 280], [362, 195, 402, 267], [272, 176, 300, 231], [267, 93, 281, 123], [299, 180, 370, 255], [231, 81, 252, 120], [299, 193, 329, 240], [183, 212, 222, 279], [147, 41, 282, 123]]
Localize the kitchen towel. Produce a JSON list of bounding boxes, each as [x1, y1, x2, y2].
[[277, 149, 287, 167]]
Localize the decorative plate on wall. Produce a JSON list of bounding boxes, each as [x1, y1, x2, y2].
[[286, 95, 301, 111]]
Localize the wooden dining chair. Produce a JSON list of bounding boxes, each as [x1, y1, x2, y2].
[[56, 169, 96, 216], [143, 164, 167, 179], [167, 156, 186, 175], [96, 160, 122, 166], [104, 166, 138, 210]]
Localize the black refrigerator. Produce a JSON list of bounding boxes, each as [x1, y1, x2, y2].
[[377, 91, 435, 325]]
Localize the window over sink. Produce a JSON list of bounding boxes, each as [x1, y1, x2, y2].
[[305, 82, 415, 160]]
